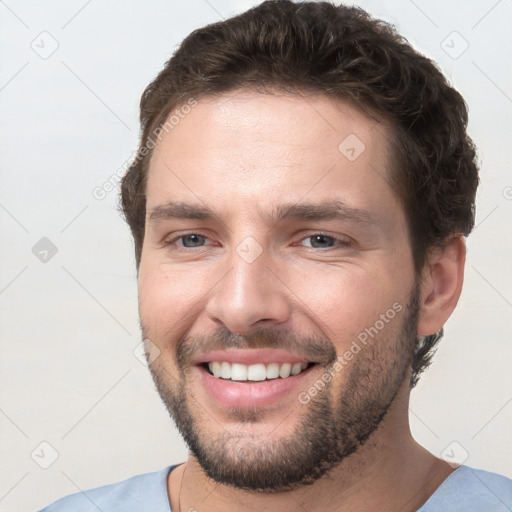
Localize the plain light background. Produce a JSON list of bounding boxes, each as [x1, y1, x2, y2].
[[0, 1, 511, 510]]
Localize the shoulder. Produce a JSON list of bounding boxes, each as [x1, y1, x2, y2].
[[35, 466, 174, 512], [420, 465, 512, 512]]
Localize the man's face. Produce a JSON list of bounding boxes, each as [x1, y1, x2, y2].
[[138, 91, 419, 491]]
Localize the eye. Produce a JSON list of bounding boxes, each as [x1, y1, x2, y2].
[[300, 234, 349, 249], [162, 232, 218, 254], [178, 234, 207, 247]]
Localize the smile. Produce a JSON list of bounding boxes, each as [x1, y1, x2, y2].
[[206, 361, 310, 381]]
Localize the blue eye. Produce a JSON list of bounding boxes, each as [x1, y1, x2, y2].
[[179, 234, 207, 247], [303, 234, 337, 248]]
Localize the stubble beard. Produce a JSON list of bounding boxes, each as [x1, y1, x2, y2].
[[144, 285, 419, 492]]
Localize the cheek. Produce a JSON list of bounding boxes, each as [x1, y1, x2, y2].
[[285, 259, 409, 346], [138, 260, 206, 340]]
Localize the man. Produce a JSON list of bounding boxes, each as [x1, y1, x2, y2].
[[37, 1, 512, 510]]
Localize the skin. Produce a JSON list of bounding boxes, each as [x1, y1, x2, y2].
[[138, 91, 466, 511]]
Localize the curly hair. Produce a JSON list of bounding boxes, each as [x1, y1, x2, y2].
[[120, 0, 479, 387]]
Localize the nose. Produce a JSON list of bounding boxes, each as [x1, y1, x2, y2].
[[204, 243, 292, 335]]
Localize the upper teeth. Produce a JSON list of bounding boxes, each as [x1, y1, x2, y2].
[[208, 362, 308, 381]]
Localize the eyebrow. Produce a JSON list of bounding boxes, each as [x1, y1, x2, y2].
[[148, 200, 377, 227], [148, 201, 221, 223], [266, 201, 377, 226]]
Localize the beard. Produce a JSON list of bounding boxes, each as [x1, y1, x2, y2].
[[143, 283, 420, 492]]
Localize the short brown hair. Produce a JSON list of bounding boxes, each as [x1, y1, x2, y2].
[[120, 0, 479, 386]]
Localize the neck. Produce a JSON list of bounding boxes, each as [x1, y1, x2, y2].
[[168, 381, 455, 512]]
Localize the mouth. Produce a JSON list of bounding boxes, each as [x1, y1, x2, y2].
[[203, 361, 314, 381], [192, 349, 320, 409]]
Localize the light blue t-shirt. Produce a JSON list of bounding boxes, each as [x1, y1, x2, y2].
[[36, 464, 512, 511]]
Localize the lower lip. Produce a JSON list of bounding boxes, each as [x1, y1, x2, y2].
[[196, 365, 315, 408]]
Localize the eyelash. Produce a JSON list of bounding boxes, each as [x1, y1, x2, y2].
[[164, 232, 352, 251], [298, 232, 352, 249]]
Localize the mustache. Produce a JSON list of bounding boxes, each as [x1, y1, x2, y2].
[[176, 327, 337, 369]]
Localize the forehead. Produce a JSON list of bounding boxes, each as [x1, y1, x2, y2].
[[147, 91, 402, 222]]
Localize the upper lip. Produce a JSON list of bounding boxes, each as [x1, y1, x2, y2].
[[191, 349, 312, 366]]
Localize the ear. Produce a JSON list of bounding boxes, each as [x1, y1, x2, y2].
[[417, 236, 466, 336]]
